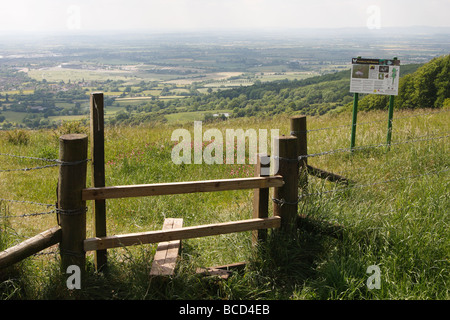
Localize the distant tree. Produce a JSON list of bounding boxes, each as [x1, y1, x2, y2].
[[414, 59, 440, 108], [360, 55, 449, 110], [434, 55, 450, 108], [115, 111, 129, 121], [396, 74, 415, 108]]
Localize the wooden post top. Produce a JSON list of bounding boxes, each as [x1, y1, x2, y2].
[[290, 115, 306, 119], [275, 135, 297, 140], [59, 133, 88, 141]]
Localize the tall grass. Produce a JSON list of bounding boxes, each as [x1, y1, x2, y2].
[[0, 109, 448, 300]]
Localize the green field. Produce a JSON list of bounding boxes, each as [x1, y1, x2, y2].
[[0, 111, 28, 123], [0, 90, 34, 95], [0, 108, 448, 300], [0, 105, 126, 126], [28, 68, 135, 83]]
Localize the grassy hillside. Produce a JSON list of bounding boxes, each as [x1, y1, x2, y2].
[[1, 107, 448, 300]]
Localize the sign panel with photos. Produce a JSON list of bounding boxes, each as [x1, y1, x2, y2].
[[350, 58, 400, 95]]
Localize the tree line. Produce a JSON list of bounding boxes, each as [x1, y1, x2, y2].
[[356, 55, 450, 111], [114, 55, 447, 125]]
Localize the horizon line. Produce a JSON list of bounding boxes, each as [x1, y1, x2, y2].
[[1, 25, 450, 36]]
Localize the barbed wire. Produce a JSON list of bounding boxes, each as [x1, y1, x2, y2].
[[328, 151, 438, 177], [0, 198, 55, 207], [0, 153, 60, 163], [305, 109, 450, 133], [0, 154, 89, 224], [306, 118, 386, 133], [0, 116, 447, 220], [33, 250, 59, 257], [0, 209, 56, 219], [274, 133, 449, 163], [301, 167, 449, 199], [299, 132, 450, 160], [0, 154, 90, 173], [0, 163, 60, 172], [393, 109, 450, 120], [273, 167, 449, 206]]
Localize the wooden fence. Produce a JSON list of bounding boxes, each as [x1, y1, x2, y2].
[[0, 93, 315, 274]]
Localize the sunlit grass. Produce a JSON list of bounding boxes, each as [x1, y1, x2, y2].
[[1, 108, 449, 300]]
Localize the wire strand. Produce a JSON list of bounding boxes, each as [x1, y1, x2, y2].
[[306, 109, 450, 133], [0, 209, 56, 219], [0, 198, 55, 207], [300, 133, 450, 160], [301, 167, 449, 198]]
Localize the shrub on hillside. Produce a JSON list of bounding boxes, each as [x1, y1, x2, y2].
[[5, 130, 30, 145]]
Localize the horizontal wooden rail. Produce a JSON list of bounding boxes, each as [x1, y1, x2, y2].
[[82, 176, 284, 201], [84, 216, 281, 251], [0, 226, 61, 270]]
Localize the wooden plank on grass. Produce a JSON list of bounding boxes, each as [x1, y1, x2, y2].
[[82, 176, 284, 201], [84, 216, 281, 252], [196, 267, 232, 279], [196, 262, 247, 279], [150, 218, 183, 277]]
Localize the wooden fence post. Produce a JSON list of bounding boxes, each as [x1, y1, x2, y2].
[[290, 115, 307, 192], [58, 134, 88, 276], [273, 136, 299, 230], [90, 92, 107, 271], [252, 154, 270, 244]]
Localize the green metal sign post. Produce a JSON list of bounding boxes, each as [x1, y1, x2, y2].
[[385, 57, 398, 150], [349, 57, 399, 151], [386, 94, 395, 150], [350, 92, 359, 150]]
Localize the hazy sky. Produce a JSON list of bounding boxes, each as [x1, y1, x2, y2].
[[0, 0, 449, 33]]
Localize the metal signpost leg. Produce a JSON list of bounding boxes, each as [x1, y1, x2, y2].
[[386, 57, 398, 151], [386, 95, 395, 150], [350, 92, 358, 151]]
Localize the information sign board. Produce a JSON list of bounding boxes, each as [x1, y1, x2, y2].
[[350, 58, 400, 95]]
